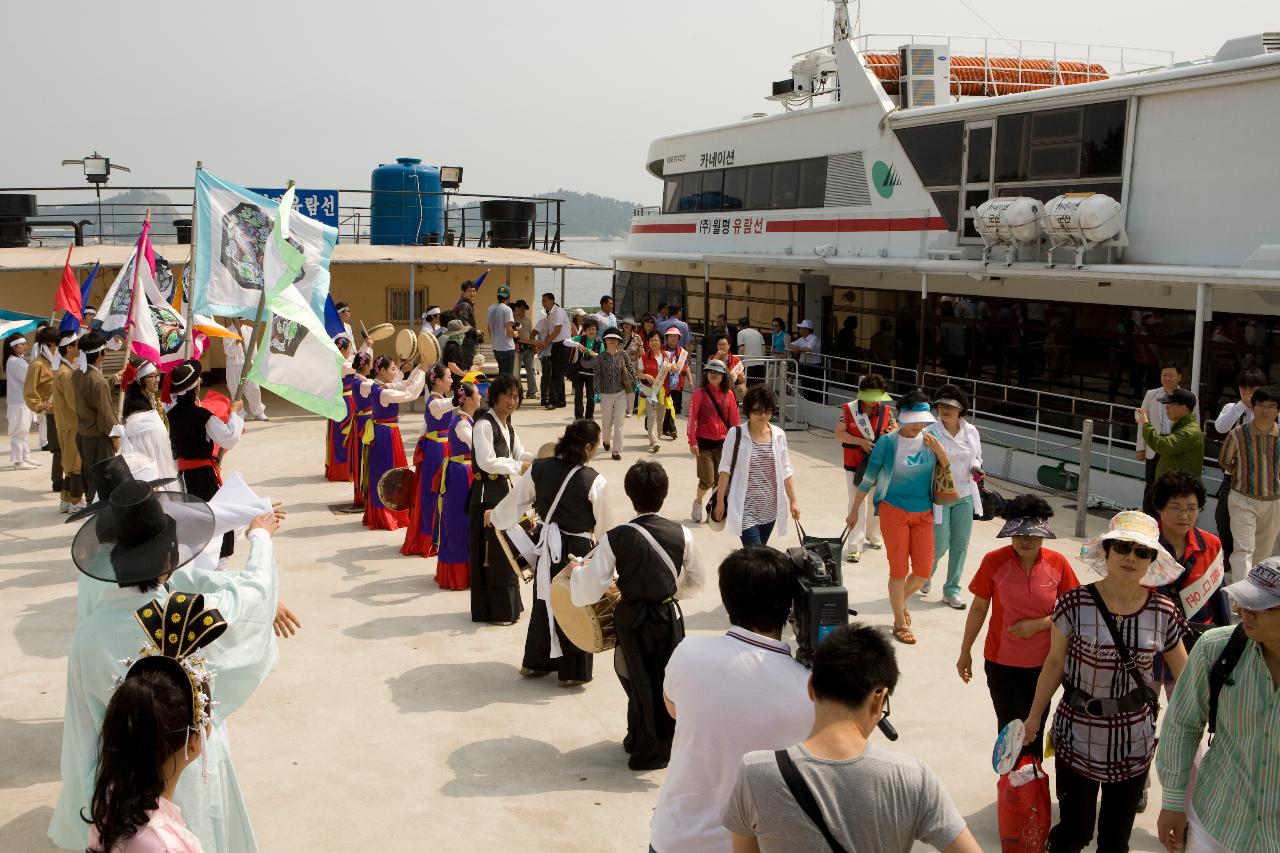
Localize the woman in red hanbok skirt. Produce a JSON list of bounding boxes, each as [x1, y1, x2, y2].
[[361, 357, 426, 530], [401, 365, 455, 557], [348, 352, 374, 508], [326, 337, 356, 481], [435, 381, 482, 589]]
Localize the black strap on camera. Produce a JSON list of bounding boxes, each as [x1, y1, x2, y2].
[[774, 750, 848, 853]]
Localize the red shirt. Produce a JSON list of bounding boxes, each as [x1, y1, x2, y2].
[[687, 384, 741, 446], [969, 545, 1079, 668]]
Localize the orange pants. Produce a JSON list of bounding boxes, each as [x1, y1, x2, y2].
[[878, 502, 935, 579]]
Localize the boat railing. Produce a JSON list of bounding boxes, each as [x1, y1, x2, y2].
[[759, 349, 1223, 494], [848, 34, 1174, 78], [0, 186, 566, 252]]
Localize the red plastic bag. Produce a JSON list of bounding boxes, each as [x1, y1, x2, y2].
[[997, 756, 1050, 852]]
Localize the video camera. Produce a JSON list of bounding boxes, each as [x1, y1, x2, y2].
[[786, 540, 898, 741]]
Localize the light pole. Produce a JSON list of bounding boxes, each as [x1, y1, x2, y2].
[[61, 152, 131, 244]]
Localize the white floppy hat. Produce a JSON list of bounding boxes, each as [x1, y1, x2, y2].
[[1078, 510, 1182, 586], [797, 319, 814, 330], [896, 400, 936, 425]]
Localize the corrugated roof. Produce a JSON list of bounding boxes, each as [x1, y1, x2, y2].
[[0, 243, 603, 272]]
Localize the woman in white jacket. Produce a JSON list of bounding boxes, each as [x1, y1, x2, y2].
[[113, 361, 179, 489], [926, 384, 983, 609], [5, 333, 35, 469], [712, 385, 800, 546]]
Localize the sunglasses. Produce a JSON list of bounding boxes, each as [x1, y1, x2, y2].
[[1110, 540, 1158, 561]]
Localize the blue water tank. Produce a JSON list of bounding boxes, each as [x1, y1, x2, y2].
[[370, 157, 445, 246]]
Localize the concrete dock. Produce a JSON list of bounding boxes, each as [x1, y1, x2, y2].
[[0, 398, 1174, 851]]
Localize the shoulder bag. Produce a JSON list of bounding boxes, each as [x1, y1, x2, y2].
[[1085, 584, 1160, 720], [706, 425, 742, 531], [774, 750, 848, 853]]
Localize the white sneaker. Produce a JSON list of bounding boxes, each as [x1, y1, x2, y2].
[[25, 457, 41, 466], [691, 500, 704, 523], [59, 500, 70, 513], [255, 414, 270, 422], [18, 460, 38, 470], [69, 501, 87, 512], [920, 579, 932, 595]]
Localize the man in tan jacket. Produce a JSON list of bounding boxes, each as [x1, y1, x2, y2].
[[50, 330, 83, 510], [22, 327, 61, 496], [71, 330, 119, 504]]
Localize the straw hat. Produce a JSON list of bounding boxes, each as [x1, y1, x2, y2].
[[1078, 510, 1182, 586]]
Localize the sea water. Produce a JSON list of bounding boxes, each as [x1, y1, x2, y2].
[[533, 238, 618, 313]]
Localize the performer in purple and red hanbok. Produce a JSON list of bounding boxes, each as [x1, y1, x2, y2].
[[435, 381, 482, 588], [348, 351, 374, 508], [361, 356, 426, 531], [326, 336, 356, 482], [402, 365, 455, 557]]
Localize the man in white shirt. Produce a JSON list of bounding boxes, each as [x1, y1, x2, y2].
[[223, 323, 267, 421], [487, 285, 517, 377], [335, 302, 356, 348], [419, 306, 441, 336], [788, 319, 823, 402], [594, 294, 618, 334], [537, 292, 571, 410], [1137, 362, 1192, 511], [1214, 367, 1267, 570], [650, 547, 813, 853], [736, 317, 766, 385]]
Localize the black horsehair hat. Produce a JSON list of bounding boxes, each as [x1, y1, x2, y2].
[[65, 454, 178, 523], [72, 480, 216, 586]]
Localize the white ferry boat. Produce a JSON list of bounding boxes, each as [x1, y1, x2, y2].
[[613, 2, 1280, 511]]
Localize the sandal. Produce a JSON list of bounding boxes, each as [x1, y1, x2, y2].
[[892, 625, 917, 645]]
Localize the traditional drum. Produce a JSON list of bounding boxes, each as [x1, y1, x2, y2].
[[550, 570, 620, 653], [365, 322, 395, 342], [376, 466, 417, 512], [417, 330, 441, 366], [497, 517, 541, 583], [395, 328, 418, 361]]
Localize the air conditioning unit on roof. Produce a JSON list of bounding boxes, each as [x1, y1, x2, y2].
[[899, 45, 951, 109]]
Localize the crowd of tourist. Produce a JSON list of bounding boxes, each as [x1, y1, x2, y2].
[[4, 284, 1278, 853]]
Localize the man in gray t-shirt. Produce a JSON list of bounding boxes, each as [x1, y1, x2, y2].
[[721, 623, 978, 853]]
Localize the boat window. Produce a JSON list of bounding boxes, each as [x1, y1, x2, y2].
[[930, 191, 959, 231], [771, 161, 800, 208], [896, 122, 963, 187], [746, 164, 773, 209], [966, 127, 992, 184], [1028, 143, 1080, 180], [722, 167, 748, 211], [700, 170, 724, 211], [662, 178, 680, 214], [995, 114, 1028, 182], [1081, 100, 1127, 178], [963, 189, 990, 238], [1030, 109, 1082, 142], [677, 173, 701, 212], [798, 158, 828, 208]]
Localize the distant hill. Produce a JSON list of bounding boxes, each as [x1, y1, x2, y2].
[[533, 189, 644, 238], [37, 188, 185, 245]]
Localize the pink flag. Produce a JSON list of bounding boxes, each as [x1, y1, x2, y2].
[[126, 221, 162, 364]]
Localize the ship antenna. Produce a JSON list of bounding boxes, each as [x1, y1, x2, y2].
[[831, 0, 854, 44]]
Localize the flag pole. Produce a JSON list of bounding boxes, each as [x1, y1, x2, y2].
[[185, 161, 202, 357], [231, 179, 293, 406], [117, 209, 151, 418]]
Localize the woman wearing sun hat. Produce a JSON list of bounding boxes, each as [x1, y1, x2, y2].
[[834, 373, 897, 563], [1021, 510, 1190, 853], [846, 389, 950, 644], [926, 384, 984, 609], [956, 494, 1078, 763]]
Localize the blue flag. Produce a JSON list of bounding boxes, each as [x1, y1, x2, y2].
[[80, 261, 99, 308], [323, 294, 345, 339]]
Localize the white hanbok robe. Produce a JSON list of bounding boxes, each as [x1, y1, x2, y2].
[[50, 530, 280, 853], [113, 409, 180, 490]]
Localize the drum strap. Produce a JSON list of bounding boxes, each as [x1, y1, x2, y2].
[[536, 465, 584, 660], [624, 522, 681, 587]]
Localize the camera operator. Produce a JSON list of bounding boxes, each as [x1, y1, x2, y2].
[[722, 623, 980, 853], [649, 546, 813, 853]]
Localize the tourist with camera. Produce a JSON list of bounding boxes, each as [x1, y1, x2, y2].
[[712, 386, 800, 547], [649, 547, 812, 853], [845, 390, 950, 645], [956, 495, 1078, 763], [722, 623, 980, 853]]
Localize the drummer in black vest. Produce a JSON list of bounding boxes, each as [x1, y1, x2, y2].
[[569, 460, 705, 769], [493, 418, 612, 687], [167, 359, 244, 560], [471, 375, 532, 624]]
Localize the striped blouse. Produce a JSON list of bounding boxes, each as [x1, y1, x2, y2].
[[1220, 422, 1280, 499], [741, 438, 778, 529], [1157, 626, 1280, 851]]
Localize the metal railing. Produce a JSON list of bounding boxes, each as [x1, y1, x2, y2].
[[1, 186, 565, 251]]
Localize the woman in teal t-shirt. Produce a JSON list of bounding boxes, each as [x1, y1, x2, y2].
[[846, 390, 951, 644]]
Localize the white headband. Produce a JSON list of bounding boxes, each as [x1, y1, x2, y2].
[[9, 336, 26, 346], [80, 342, 105, 355], [135, 362, 158, 381], [58, 332, 78, 347]]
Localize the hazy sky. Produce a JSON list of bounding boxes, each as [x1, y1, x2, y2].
[[2, 0, 1273, 206]]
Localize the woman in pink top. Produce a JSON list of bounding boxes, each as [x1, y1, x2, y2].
[[686, 359, 741, 523], [955, 494, 1079, 761], [87, 666, 206, 852]]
